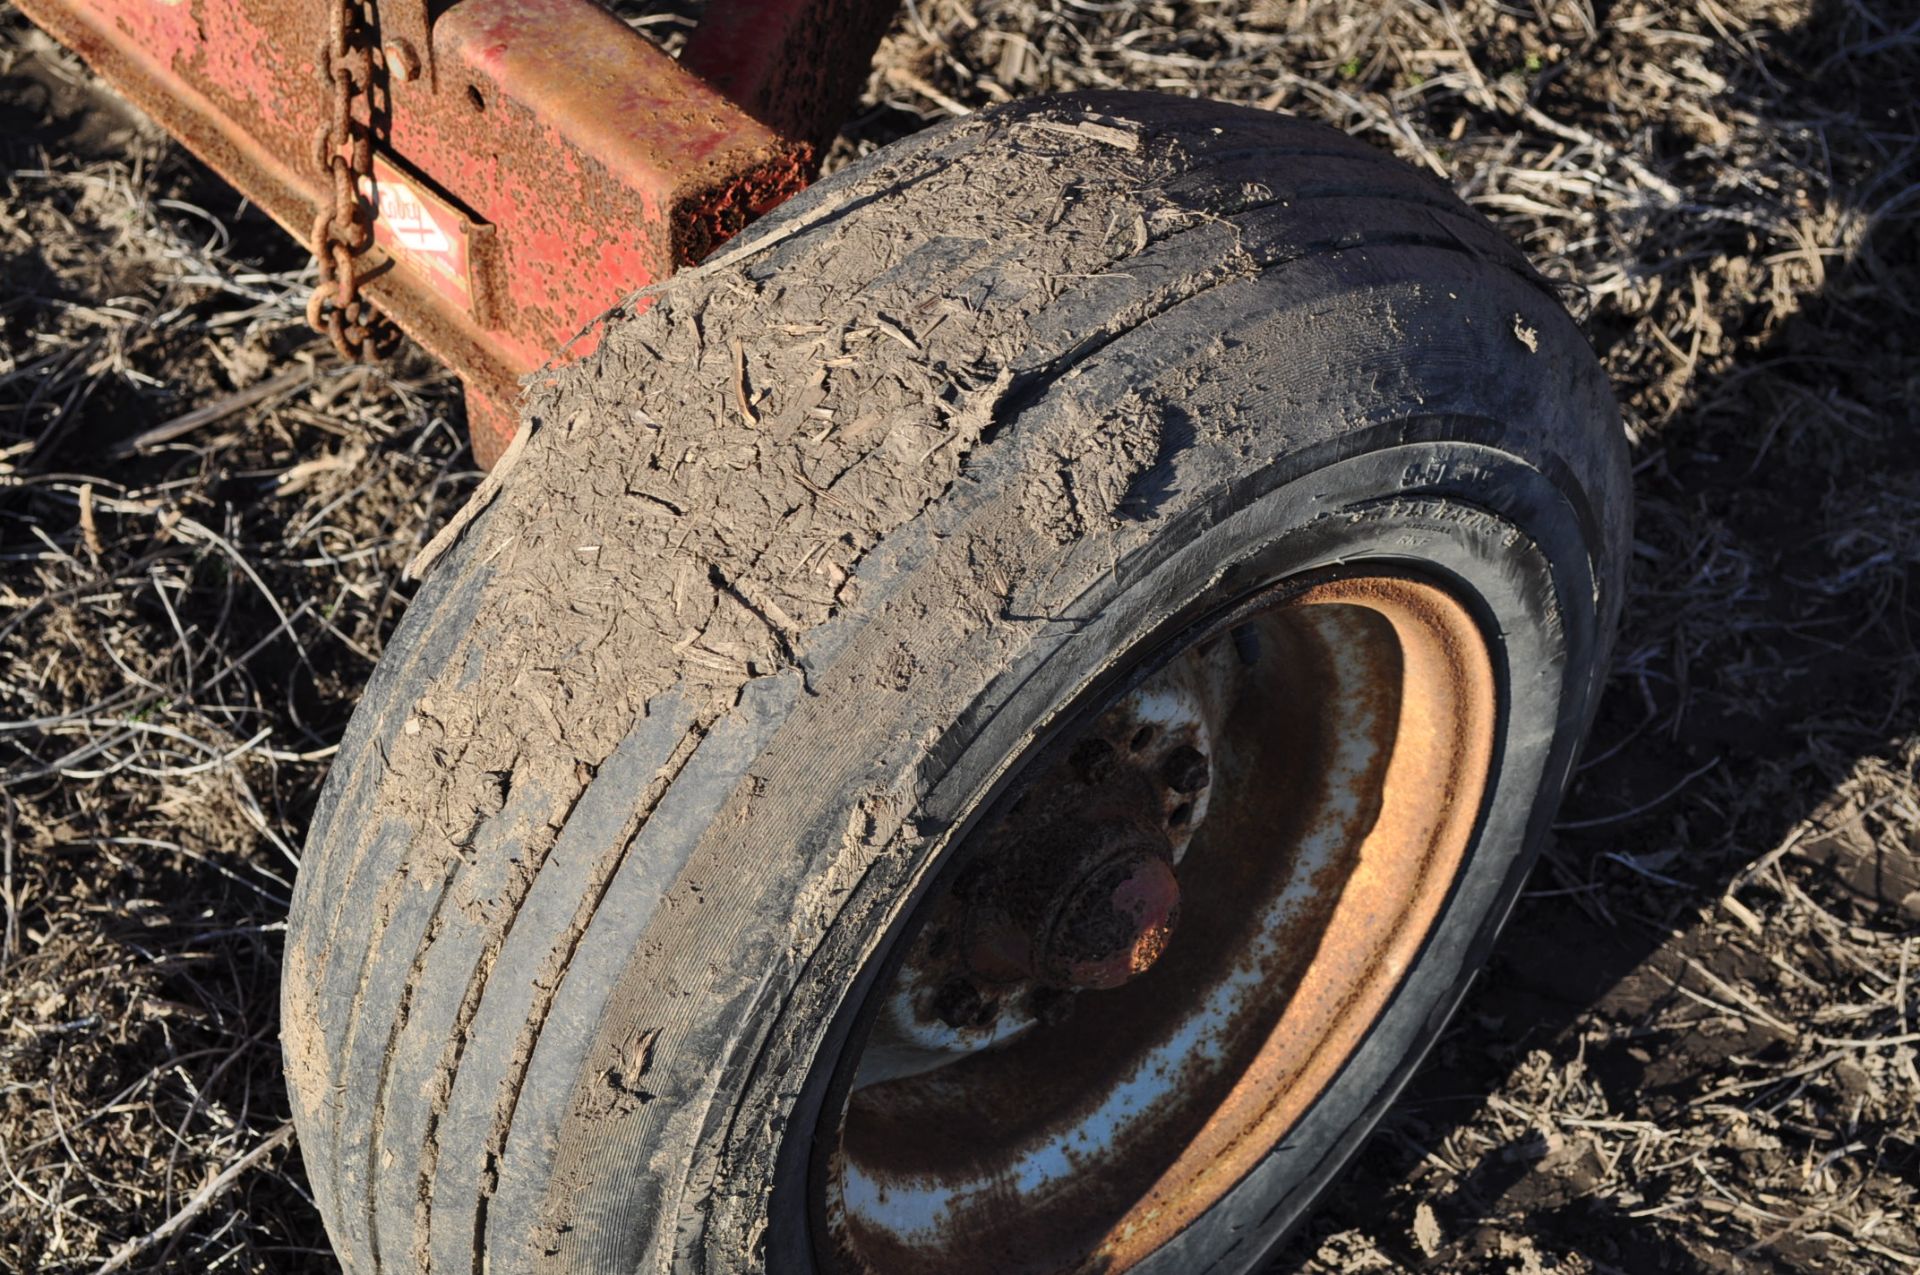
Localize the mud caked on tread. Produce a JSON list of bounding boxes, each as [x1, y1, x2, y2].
[[285, 91, 1627, 1275]]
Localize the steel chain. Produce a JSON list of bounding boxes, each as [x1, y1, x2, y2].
[[307, 0, 396, 362]]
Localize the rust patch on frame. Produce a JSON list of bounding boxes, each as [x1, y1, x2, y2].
[[14, 0, 812, 465]]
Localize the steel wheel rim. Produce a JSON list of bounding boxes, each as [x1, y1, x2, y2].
[[813, 569, 1498, 1274]]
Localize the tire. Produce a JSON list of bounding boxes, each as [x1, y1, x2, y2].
[[283, 90, 1627, 1275]]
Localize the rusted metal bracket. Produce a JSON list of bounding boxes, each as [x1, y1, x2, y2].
[[684, 0, 906, 163], [16, 0, 899, 465]]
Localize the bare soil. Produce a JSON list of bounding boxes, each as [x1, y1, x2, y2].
[[2, 2, 1917, 1273]]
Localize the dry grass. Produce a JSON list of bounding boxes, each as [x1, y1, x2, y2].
[[3, 1, 1917, 1272], [0, 25, 472, 1272]]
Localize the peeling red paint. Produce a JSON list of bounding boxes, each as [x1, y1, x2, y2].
[[16, 0, 818, 466]]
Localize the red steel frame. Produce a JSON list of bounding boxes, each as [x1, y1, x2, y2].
[[15, 0, 901, 465]]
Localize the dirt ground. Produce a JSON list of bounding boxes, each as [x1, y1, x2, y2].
[[1, 1, 1915, 1272]]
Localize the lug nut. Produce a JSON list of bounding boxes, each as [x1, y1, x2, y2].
[[383, 39, 420, 82], [1069, 736, 1116, 784], [932, 978, 998, 1031], [1232, 623, 1261, 667], [1161, 744, 1209, 793]]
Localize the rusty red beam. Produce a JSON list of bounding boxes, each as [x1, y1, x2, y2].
[[682, 0, 903, 162], [15, 0, 811, 465]]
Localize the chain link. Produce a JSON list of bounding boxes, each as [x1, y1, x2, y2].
[[307, 0, 397, 362]]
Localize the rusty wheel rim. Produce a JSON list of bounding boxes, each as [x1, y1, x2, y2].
[[814, 570, 1498, 1274]]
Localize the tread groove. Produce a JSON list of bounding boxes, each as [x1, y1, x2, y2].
[[460, 714, 713, 1275], [399, 793, 582, 1275], [359, 859, 458, 1275]]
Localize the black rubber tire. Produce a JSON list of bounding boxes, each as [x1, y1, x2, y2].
[[284, 91, 1627, 1275]]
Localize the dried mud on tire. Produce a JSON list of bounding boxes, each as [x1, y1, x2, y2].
[[286, 91, 1625, 1275]]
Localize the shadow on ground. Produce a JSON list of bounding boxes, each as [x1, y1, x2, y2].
[[1272, 4, 1920, 1270]]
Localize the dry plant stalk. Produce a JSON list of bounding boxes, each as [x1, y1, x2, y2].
[[2, 0, 1917, 1271]]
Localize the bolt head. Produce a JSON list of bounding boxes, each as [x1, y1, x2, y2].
[[384, 40, 420, 82], [931, 978, 998, 1031], [1069, 736, 1116, 783], [1160, 744, 1209, 793]]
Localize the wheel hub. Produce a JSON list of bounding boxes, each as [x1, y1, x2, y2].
[[820, 571, 1499, 1275], [961, 821, 1181, 991], [850, 664, 1223, 1089]]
